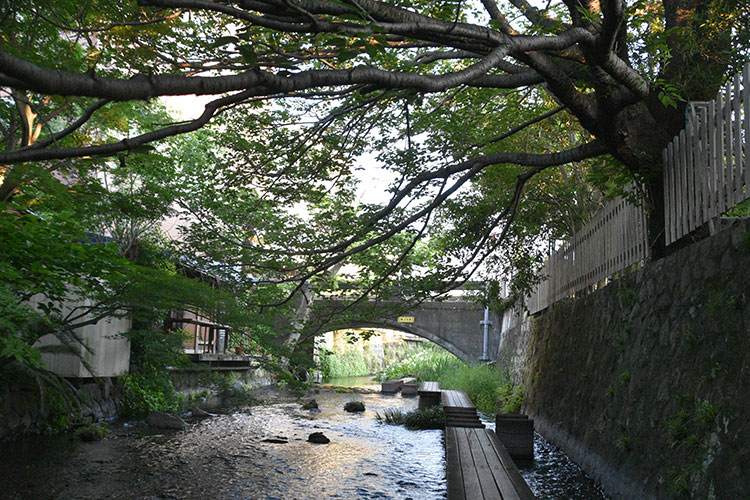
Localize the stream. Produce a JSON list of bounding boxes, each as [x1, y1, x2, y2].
[[0, 377, 609, 499]]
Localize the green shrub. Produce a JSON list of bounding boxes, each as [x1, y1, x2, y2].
[[319, 341, 417, 381], [379, 345, 524, 414], [376, 407, 445, 430], [378, 345, 461, 382], [344, 400, 365, 412], [74, 422, 110, 441], [376, 408, 407, 425], [500, 384, 524, 414], [120, 368, 182, 418]]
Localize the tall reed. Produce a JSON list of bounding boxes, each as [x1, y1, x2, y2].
[[378, 345, 523, 414]]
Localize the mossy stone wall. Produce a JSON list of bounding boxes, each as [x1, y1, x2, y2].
[[498, 220, 750, 499]]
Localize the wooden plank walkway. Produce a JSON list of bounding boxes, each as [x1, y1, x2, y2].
[[445, 427, 537, 500], [417, 384, 537, 500], [442, 389, 484, 428]]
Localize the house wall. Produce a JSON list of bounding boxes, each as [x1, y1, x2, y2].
[[32, 297, 131, 378]]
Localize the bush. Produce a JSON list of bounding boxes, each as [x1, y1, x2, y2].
[[319, 341, 417, 381], [379, 345, 524, 414], [378, 345, 462, 382], [376, 407, 445, 430], [120, 368, 182, 418], [344, 400, 365, 412], [319, 348, 370, 379]]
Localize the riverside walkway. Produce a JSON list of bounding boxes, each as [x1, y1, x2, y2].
[[422, 385, 536, 500]]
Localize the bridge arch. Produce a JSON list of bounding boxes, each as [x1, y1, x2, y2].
[[319, 320, 473, 364], [309, 299, 501, 364]]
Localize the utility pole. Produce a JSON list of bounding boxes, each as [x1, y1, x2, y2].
[[479, 306, 492, 361]]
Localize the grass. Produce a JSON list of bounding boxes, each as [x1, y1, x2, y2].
[[319, 342, 415, 380], [378, 345, 523, 414], [376, 407, 445, 430]]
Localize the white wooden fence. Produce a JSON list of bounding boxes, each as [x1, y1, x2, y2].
[[663, 61, 750, 245], [526, 188, 649, 315]]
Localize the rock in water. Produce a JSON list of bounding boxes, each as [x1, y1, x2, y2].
[[146, 411, 187, 430], [344, 401, 365, 412], [301, 399, 319, 410], [262, 436, 289, 444], [190, 406, 213, 418], [308, 432, 330, 444]]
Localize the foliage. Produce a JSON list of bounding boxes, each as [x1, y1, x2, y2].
[[378, 345, 463, 382], [344, 400, 366, 412], [74, 422, 110, 441], [665, 395, 721, 497], [500, 385, 524, 414], [403, 406, 445, 430], [376, 406, 445, 430], [319, 348, 370, 379], [120, 368, 183, 418], [0, 360, 80, 435], [379, 345, 523, 414], [1, 0, 748, 389], [1, 0, 746, 328], [319, 340, 414, 380]]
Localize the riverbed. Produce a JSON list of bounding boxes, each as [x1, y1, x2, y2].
[[1, 381, 609, 499]]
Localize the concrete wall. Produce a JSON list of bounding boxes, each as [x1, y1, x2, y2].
[[497, 219, 750, 499]]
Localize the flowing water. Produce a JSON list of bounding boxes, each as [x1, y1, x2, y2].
[[1, 377, 609, 499]]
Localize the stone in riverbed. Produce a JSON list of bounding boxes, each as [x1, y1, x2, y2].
[[145, 411, 187, 430], [344, 401, 365, 412], [190, 406, 213, 418], [308, 432, 330, 444], [301, 399, 319, 410]]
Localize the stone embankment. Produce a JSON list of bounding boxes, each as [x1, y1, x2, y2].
[[0, 376, 119, 441], [498, 219, 750, 499], [0, 364, 272, 442]]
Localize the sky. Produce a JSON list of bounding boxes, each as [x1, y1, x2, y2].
[[162, 95, 394, 206]]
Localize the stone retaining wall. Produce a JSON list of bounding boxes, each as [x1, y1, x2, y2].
[[497, 219, 750, 499], [0, 375, 119, 442], [0, 364, 273, 441]]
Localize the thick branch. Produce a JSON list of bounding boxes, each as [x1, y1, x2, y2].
[[0, 25, 592, 99], [0, 91, 255, 164]]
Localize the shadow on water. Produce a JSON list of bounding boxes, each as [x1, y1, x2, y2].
[[483, 415, 611, 500]]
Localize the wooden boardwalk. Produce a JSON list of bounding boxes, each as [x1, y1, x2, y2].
[[435, 386, 536, 500], [445, 426, 536, 500]]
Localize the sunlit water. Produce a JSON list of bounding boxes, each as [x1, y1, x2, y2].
[[1, 377, 609, 500], [1, 386, 444, 500]]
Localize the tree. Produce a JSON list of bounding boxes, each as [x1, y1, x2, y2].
[[1, 0, 746, 308]]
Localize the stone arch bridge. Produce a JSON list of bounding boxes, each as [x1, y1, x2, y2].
[[309, 299, 502, 364]]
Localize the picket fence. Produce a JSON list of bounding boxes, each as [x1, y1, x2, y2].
[[526, 188, 649, 315], [526, 62, 748, 314], [663, 61, 750, 245]]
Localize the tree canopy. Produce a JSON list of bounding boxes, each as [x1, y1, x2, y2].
[[1, 0, 747, 349]]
